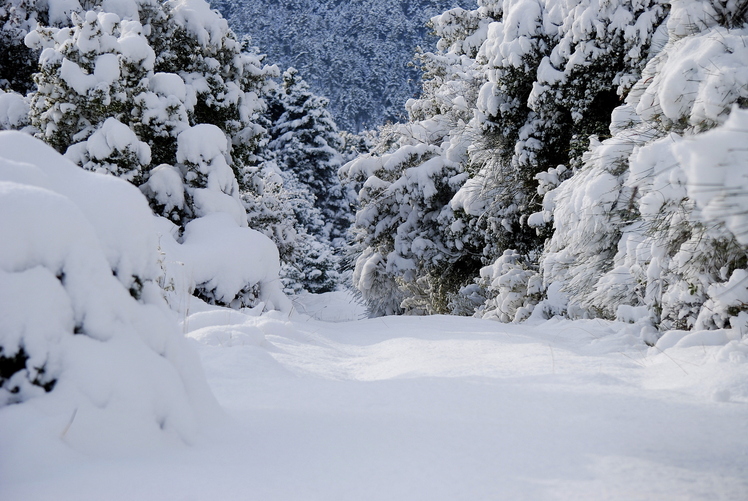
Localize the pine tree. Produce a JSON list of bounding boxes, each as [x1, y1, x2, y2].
[[25, 0, 292, 309], [343, 0, 672, 320], [442, 0, 668, 320], [265, 68, 351, 246], [340, 1, 497, 316], [26, 0, 277, 223], [0, 0, 39, 93], [539, 0, 748, 332], [240, 156, 342, 294], [28, 10, 153, 156]]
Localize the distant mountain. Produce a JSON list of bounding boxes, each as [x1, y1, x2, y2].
[[210, 0, 475, 132]]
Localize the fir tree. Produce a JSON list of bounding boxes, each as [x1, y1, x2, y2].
[[340, 1, 497, 316], [24, 0, 291, 308], [241, 156, 342, 294], [343, 0, 671, 319], [449, 0, 668, 321], [265, 68, 351, 246], [26, 0, 277, 224]]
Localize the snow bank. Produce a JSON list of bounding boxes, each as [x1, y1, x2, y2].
[[156, 213, 292, 313], [0, 131, 220, 456]]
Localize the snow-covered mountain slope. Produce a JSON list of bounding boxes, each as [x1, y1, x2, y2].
[[210, 0, 476, 131], [3, 293, 746, 500]]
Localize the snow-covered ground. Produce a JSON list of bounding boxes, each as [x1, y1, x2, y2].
[[2, 292, 747, 501]]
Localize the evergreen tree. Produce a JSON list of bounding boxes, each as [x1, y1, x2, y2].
[[240, 156, 342, 294], [449, 0, 668, 320], [24, 0, 293, 308], [539, 0, 748, 332], [341, 1, 496, 316], [265, 68, 351, 246], [0, 0, 39, 93], [28, 10, 155, 178], [343, 0, 670, 319]]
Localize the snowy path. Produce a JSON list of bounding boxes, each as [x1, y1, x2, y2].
[[3, 296, 748, 500]]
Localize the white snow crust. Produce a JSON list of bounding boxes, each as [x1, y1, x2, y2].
[[2, 293, 746, 500]]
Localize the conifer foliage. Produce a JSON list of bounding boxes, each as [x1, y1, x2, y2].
[[24, 1, 265, 227], [344, 0, 748, 336], [265, 68, 351, 246], [341, 1, 499, 316], [0, 0, 42, 93], [9, 0, 350, 303], [541, 0, 748, 332]]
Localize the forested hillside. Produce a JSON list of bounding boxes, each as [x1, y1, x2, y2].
[[209, 0, 477, 131]]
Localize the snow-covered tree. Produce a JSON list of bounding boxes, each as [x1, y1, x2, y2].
[[0, 0, 82, 94], [451, 0, 668, 299], [26, 0, 276, 224], [147, 0, 274, 172], [0, 89, 30, 130], [28, 10, 154, 157], [212, 0, 473, 132], [0, 131, 223, 439], [449, 0, 666, 321], [239, 156, 342, 294], [341, 1, 497, 316], [344, 0, 674, 319], [0, 0, 40, 93], [539, 0, 748, 334], [239, 67, 356, 294], [23, 0, 303, 309], [265, 67, 351, 246]]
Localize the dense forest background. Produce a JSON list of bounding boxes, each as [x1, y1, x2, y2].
[[211, 0, 477, 132]]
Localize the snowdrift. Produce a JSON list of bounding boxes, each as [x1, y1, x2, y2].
[[0, 130, 286, 455]]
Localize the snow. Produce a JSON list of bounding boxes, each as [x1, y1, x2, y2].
[[0, 131, 159, 287], [676, 107, 748, 246], [46, 0, 81, 26], [158, 212, 291, 313], [167, 0, 230, 47], [1, 130, 746, 498], [637, 26, 748, 128], [86, 118, 150, 165], [2, 294, 747, 500], [3, 1, 748, 498], [176, 124, 230, 168], [149, 72, 188, 102], [65, 117, 151, 182], [141, 164, 185, 213], [0, 91, 29, 130], [0, 130, 221, 455], [177, 124, 247, 227]]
